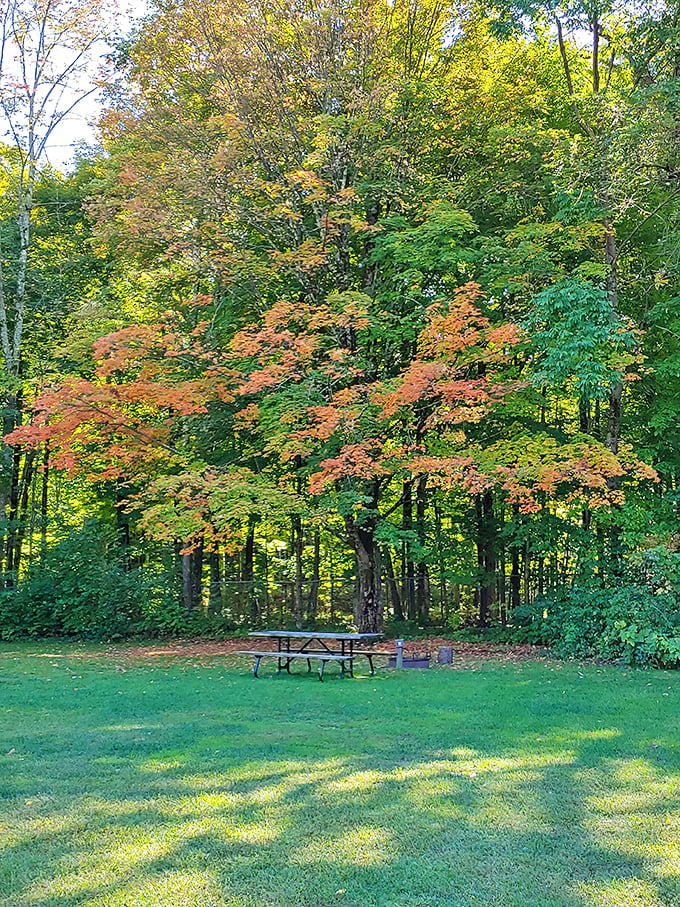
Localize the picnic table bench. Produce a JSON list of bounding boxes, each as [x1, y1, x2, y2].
[[236, 649, 354, 680], [236, 630, 383, 680]]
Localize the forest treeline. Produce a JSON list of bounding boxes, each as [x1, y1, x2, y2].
[[2, 0, 680, 663]]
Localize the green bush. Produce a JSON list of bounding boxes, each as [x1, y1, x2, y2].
[[0, 522, 159, 640], [0, 521, 245, 640], [511, 585, 680, 668]]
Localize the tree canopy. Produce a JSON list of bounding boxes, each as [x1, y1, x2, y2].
[[1, 0, 680, 655]]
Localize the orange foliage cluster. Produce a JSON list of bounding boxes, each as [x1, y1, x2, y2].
[[8, 322, 232, 482], [10, 280, 658, 534], [308, 441, 393, 495], [230, 283, 525, 498], [226, 282, 654, 514], [477, 437, 656, 513]]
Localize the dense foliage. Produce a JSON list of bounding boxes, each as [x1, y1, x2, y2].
[[1, 0, 680, 658]]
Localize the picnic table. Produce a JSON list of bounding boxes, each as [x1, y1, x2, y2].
[[236, 630, 383, 680]]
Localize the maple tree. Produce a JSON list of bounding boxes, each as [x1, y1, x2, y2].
[[15, 271, 652, 631], [2, 0, 678, 639]]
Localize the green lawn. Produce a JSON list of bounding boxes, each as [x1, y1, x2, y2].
[[0, 644, 679, 907]]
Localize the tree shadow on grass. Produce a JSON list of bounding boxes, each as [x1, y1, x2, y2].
[[1, 663, 679, 906], [3, 750, 679, 907]]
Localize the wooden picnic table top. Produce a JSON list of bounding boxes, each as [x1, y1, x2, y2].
[[248, 630, 382, 641]]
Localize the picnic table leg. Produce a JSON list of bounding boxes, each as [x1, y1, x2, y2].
[[366, 654, 374, 675], [318, 660, 326, 681], [254, 656, 262, 678], [345, 641, 354, 677]]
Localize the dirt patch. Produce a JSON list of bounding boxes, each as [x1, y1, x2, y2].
[[105, 637, 550, 667], [110, 639, 250, 659]]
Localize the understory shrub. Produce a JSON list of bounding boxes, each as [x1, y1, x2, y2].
[[0, 522, 243, 640], [512, 584, 680, 667], [0, 522, 181, 640], [0, 523, 149, 639]]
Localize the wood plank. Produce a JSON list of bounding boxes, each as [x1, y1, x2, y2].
[[235, 650, 353, 662], [248, 631, 381, 640]]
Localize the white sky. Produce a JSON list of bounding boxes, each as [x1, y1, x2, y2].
[[43, 0, 151, 170]]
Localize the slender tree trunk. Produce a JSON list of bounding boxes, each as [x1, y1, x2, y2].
[[524, 541, 531, 604], [603, 220, 625, 574], [40, 443, 49, 561], [208, 550, 221, 614], [604, 221, 623, 457], [0, 170, 34, 582], [402, 479, 416, 619], [510, 504, 522, 611], [416, 475, 430, 622], [476, 491, 496, 626], [115, 484, 130, 571], [181, 551, 192, 611], [291, 514, 304, 628], [592, 17, 601, 93], [190, 539, 203, 611], [383, 546, 404, 620], [4, 441, 22, 586], [510, 546, 521, 611], [12, 177, 34, 361], [7, 446, 36, 579], [243, 516, 257, 621], [181, 540, 203, 611], [498, 504, 506, 614], [306, 527, 320, 623], [329, 544, 335, 624], [433, 500, 448, 620]]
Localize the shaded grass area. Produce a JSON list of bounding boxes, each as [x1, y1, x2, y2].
[[0, 644, 679, 907]]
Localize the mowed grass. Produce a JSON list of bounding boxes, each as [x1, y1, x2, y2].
[[0, 645, 679, 907]]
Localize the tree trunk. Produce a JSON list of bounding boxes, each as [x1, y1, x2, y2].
[[243, 516, 257, 622], [416, 475, 430, 622], [604, 219, 624, 574], [181, 541, 203, 611], [604, 220, 623, 458], [0, 173, 34, 576], [402, 479, 416, 619], [40, 443, 49, 561], [291, 513, 304, 628], [208, 550, 221, 614], [306, 527, 320, 624], [510, 506, 521, 611], [476, 490, 496, 627], [115, 484, 131, 571], [7, 446, 36, 579], [181, 551, 192, 611], [4, 441, 23, 586], [382, 546, 404, 620], [524, 541, 531, 604], [0, 392, 21, 581], [434, 499, 448, 620], [190, 539, 203, 611], [346, 517, 383, 633]]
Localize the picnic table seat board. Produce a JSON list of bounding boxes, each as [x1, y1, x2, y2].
[[235, 649, 354, 680], [238, 630, 383, 679]]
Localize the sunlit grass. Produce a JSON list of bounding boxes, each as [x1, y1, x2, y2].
[[0, 644, 679, 906]]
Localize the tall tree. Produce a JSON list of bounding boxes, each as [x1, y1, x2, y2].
[[0, 0, 111, 577]]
